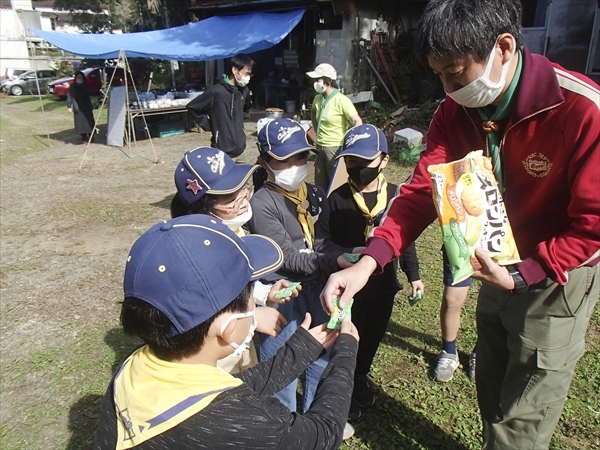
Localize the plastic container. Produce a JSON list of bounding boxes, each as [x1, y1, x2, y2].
[[150, 120, 186, 138], [393, 128, 424, 148], [285, 100, 296, 113]]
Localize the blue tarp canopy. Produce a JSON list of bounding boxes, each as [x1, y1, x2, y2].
[[30, 9, 305, 61]]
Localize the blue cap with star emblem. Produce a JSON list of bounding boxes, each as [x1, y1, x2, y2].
[[337, 124, 388, 160], [174, 147, 258, 206], [123, 214, 284, 337], [258, 118, 314, 161]]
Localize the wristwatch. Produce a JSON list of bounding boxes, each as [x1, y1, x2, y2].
[[507, 265, 528, 294]]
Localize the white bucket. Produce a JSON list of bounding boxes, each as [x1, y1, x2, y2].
[[285, 100, 296, 113]]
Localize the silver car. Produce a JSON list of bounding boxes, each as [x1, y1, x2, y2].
[[2, 69, 58, 96]]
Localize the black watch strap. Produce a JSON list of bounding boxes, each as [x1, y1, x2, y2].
[[507, 265, 528, 294]]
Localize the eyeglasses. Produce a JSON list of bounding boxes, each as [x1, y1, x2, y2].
[[213, 183, 253, 214]]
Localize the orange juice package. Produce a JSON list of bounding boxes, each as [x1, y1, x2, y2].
[[427, 150, 521, 284]]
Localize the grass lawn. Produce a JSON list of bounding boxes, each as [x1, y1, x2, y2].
[[0, 94, 598, 449]]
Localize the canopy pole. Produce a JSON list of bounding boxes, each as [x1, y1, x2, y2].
[[33, 70, 51, 147], [162, 0, 176, 91]]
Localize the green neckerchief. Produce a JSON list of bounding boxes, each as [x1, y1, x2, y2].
[[477, 48, 523, 193], [316, 88, 339, 135]]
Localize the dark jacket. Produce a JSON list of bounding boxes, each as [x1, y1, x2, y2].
[[66, 82, 94, 135], [328, 181, 420, 297], [248, 183, 351, 283], [186, 77, 252, 158], [93, 329, 357, 450]]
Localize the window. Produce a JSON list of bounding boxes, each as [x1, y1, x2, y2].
[[522, 0, 548, 28]]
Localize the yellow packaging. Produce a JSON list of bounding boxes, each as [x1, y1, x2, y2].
[[428, 150, 521, 284]]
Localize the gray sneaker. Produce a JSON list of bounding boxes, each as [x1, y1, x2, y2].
[[433, 350, 460, 382]]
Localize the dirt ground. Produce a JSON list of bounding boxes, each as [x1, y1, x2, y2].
[[0, 103, 267, 447]]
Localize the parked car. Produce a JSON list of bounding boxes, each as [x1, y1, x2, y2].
[[1, 70, 58, 96], [48, 67, 131, 98], [3, 68, 30, 82]]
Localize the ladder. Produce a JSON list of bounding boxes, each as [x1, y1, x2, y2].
[[371, 31, 402, 103]]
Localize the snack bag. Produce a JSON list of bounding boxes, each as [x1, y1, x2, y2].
[[327, 298, 354, 330], [428, 150, 520, 284], [275, 282, 301, 299]]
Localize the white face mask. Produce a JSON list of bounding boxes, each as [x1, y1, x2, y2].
[[313, 81, 326, 94], [219, 308, 256, 359], [236, 73, 251, 88], [266, 162, 308, 191], [220, 204, 253, 232], [446, 38, 515, 108]]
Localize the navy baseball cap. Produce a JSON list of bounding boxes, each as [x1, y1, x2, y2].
[[174, 147, 258, 206], [337, 124, 388, 160], [123, 214, 283, 337], [258, 118, 313, 161]]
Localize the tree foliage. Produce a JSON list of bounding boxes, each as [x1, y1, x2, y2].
[[48, 0, 194, 33]]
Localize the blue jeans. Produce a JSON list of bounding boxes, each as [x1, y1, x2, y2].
[[259, 282, 330, 413]]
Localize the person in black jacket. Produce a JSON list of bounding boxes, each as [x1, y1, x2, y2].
[[67, 70, 95, 144], [187, 54, 254, 160], [93, 214, 359, 450], [328, 124, 425, 420]]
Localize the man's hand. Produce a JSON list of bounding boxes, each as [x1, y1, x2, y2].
[[471, 248, 515, 290], [300, 313, 339, 351], [410, 279, 425, 297], [320, 255, 377, 314], [255, 306, 287, 337]]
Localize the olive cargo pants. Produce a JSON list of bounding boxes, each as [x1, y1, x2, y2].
[[476, 265, 599, 449]]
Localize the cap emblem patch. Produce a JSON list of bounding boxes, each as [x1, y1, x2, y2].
[[345, 132, 370, 147], [186, 179, 203, 195], [207, 152, 225, 175], [277, 125, 301, 143]]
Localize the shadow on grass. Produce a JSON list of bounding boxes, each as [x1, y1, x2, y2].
[[382, 320, 479, 380], [38, 123, 110, 146], [149, 194, 174, 211], [350, 388, 470, 450], [67, 327, 140, 450], [384, 320, 439, 363]]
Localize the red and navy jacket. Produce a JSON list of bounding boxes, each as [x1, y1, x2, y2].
[[365, 47, 600, 286]]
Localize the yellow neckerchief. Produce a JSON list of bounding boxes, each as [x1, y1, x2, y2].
[[266, 181, 315, 248], [113, 346, 242, 449], [234, 227, 245, 237], [349, 173, 388, 237]]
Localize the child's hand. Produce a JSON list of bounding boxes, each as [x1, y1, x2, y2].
[[410, 280, 425, 297], [300, 313, 339, 351], [340, 316, 359, 342], [255, 306, 287, 337], [267, 279, 302, 304], [351, 246, 366, 254]]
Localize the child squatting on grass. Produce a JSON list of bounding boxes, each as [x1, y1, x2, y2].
[[93, 214, 359, 449], [169, 146, 301, 374]]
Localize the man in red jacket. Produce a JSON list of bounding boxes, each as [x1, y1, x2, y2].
[[321, 0, 599, 447]]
